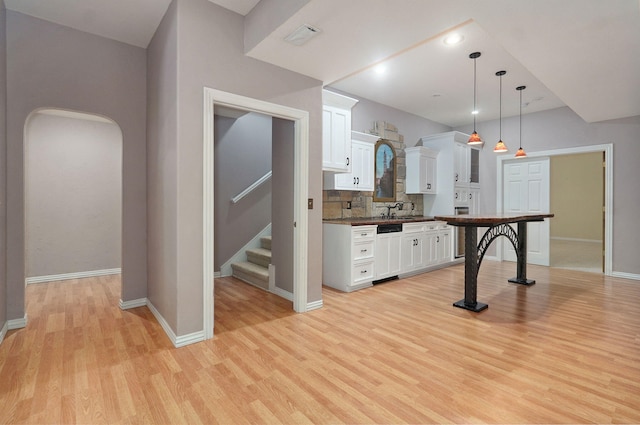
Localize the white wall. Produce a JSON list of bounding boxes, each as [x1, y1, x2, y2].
[[25, 111, 122, 278]]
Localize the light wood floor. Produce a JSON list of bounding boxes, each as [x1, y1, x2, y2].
[[1, 262, 639, 424]]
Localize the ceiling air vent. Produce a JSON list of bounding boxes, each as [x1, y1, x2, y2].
[[284, 24, 322, 46]]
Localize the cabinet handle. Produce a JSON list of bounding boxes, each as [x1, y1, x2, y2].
[[427, 183, 431, 189], [437, 236, 440, 243], [469, 193, 472, 199], [361, 233, 368, 237], [361, 270, 367, 274], [346, 157, 349, 166], [354, 177, 357, 185], [356, 177, 360, 184], [455, 193, 458, 199], [455, 173, 459, 182], [360, 249, 367, 253]]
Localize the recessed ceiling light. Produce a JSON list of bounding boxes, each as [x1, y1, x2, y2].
[[472, 110, 479, 115], [443, 33, 464, 46], [374, 64, 387, 75]]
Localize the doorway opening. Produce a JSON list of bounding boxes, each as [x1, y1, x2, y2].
[[24, 108, 123, 300], [549, 152, 604, 273], [203, 88, 310, 340], [497, 144, 613, 275]]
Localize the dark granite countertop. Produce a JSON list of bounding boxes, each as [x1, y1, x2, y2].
[[322, 216, 437, 226]]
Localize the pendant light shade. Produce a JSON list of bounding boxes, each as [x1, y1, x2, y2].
[[515, 85, 527, 158], [493, 70, 508, 153], [467, 52, 483, 146]]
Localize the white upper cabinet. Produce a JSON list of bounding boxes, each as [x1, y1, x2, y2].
[[324, 131, 377, 191], [419, 131, 481, 216], [322, 90, 358, 172], [406, 146, 438, 194]]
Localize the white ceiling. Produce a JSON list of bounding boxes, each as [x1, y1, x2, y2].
[[5, 0, 640, 126]]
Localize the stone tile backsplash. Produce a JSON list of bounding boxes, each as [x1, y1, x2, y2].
[[322, 122, 424, 220]]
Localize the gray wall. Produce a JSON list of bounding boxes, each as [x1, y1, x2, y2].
[[1, 0, 7, 329], [214, 112, 272, 269], [5, 11, 147, 320], [25, 112, 122, 278], [147, 0, 178, 329], [271, 117, 295, 293], [147, 0, 323, 336], [456, 107, 640, 275]]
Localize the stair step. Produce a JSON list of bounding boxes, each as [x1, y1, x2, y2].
[[246, 247, 271, 268], [260, 236, 271, 250], [231, 261, 268, 290]]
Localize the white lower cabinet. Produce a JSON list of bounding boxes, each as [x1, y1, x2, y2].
[[436, 224, 452, 263], [323, 224, 376, 292], [375, 232, 402, 280], [323, 221, 454, 292], [401, 223, 426, 273]]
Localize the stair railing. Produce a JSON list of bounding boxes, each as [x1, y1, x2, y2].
[[231, 171, 272, 204]]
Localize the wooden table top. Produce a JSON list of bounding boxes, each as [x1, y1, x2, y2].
[[434, 213, 554, 226]]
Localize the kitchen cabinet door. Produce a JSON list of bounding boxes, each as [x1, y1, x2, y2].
[[375, 232, 402, 280]]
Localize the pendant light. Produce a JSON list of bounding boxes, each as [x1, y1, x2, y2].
[[515, 85, 527, 158], [493, 70, 508, 153], [467, 52, 483, 146]]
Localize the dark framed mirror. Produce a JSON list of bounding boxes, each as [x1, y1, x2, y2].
[[373, 139, 396, 202]]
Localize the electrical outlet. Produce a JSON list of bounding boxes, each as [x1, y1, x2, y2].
[[346, 201, 352, 209], [308, 198, 313, 209]]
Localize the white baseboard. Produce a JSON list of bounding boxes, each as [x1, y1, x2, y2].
[[306, 300, 323, 311], [119, 298, 148, 310], [0, 321, 8, 345], [611, 271, 640, 281], [272, 286, 293, 302], [26, 268, 121, 285], [146, 299, 205, 348], [551, 237, 602, 243], [8, 315, 28, 330], [0, 316, 28, 346]]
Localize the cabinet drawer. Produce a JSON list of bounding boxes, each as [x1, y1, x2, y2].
[[352, 261, 375, 284], [353, 240, 374, 261], [403, 223, 426, 234], [352, 226, 376, 240]]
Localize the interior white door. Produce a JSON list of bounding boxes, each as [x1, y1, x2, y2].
[[503, 158, 550, 266]]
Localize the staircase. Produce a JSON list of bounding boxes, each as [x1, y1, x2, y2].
[[231, 236, 271, 290]]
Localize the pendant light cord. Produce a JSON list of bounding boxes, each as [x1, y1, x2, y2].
[[473, 57, 477, 132], [519, 89, 522, 149], [499, 73, 502, 140]]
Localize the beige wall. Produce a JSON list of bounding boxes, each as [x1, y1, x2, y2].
[[550, 153, 603, 241], [5, 11, 147, 320]]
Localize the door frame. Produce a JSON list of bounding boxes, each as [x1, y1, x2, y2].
[[203, 88, 309, 340], [496, 143, 613, 275]]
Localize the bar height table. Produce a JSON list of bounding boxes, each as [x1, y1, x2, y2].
[[434, 213, 554, 312]]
